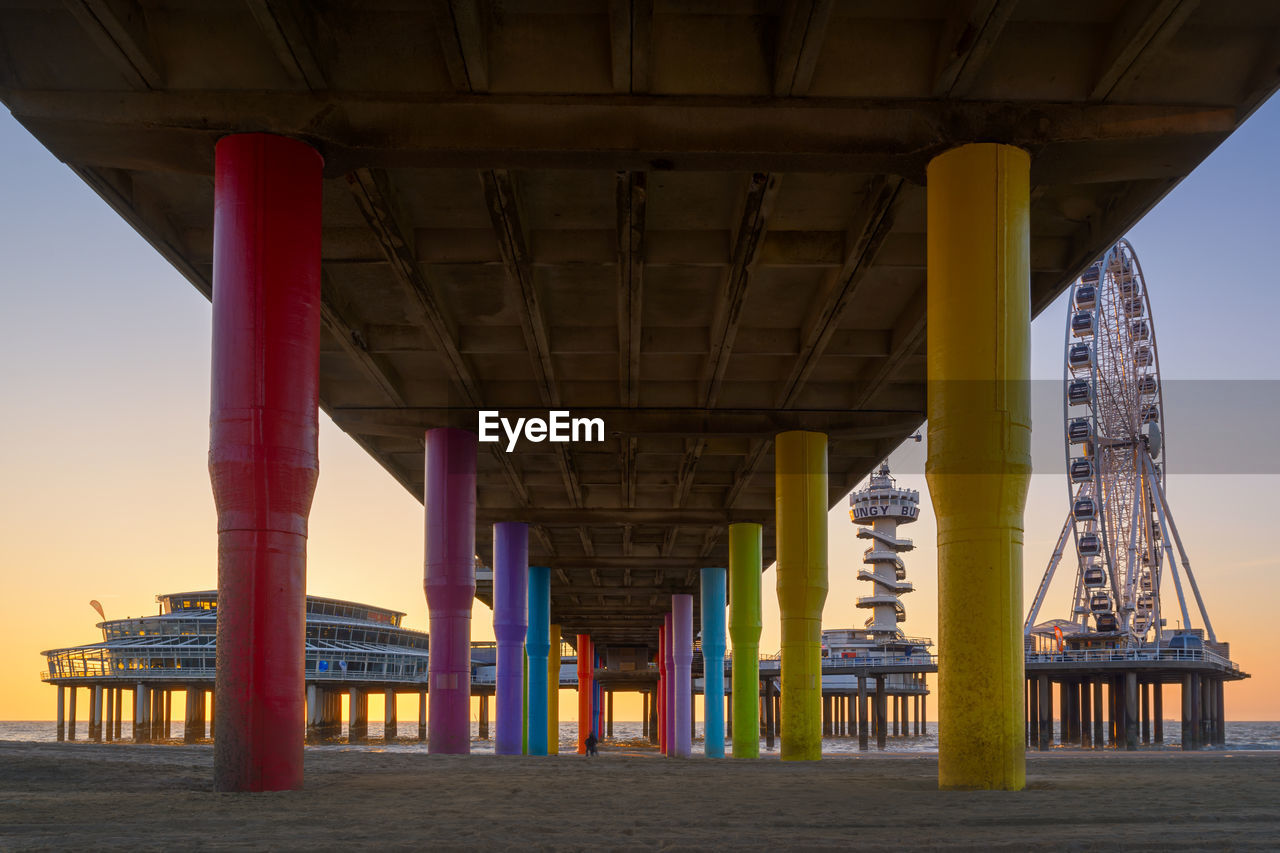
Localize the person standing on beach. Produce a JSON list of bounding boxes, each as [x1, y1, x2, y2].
[[585, 732, 599, 757]]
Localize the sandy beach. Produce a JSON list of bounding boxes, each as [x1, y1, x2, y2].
[[1, 741, 1276, 850]]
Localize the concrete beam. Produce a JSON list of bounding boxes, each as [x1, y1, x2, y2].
[[4, 93, 1238, 177], [63, 0, 164, 91], [327, 406, 923, 439], [1091, 0, 1199, 102], [931, 0, 1018, 97]]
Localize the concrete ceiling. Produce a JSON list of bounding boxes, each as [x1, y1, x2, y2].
[[3, 0, 1277, 648]]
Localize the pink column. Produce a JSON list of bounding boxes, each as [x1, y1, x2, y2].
[[424, 428, 477, 754], [657, 626, 667, 754], [209, 133, 322, 793], [493, 522, 528, 755], [664, 612, 676, 756], [673, 594, 693, 758]]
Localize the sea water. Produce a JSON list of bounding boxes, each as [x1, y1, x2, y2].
[[4, 720, 1280, 753]]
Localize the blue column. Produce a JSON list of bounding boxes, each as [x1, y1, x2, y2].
[[493, 522, 528, 755], [700, 567, 727, 758], [526, 565, 551, 755]]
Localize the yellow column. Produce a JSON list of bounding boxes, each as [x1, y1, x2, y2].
[[729, 522, 762, 759], [774, 430, 828, 761], [548, 623, 561, 755], [927, 143, 1032, 790]]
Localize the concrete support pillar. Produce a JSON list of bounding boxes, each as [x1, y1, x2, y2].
[[164, 690, 172, 740], [522, 653, 529, 754], [56, 686, 66, 742], [548, 623, 561, 755], [384, 689, 397, 741], [649, 688, 659, 745], [1216, 679, 1226, 746], [576, 634, 593, 753], [418, 691, 427, 742], [1093, 680, 1104, 748], [526, 564, 550, 755], [1037, 675, 1052, 751], [875, 677, 887, 750], [115, 689, 124, 741], [1181, 674, 1193, 750], [1141, 681, 1150, 745], [1058, 681, 1068, 745], [89, 685, 102, 742], [729, 523, 762, 759], [493, 522, 528, 756], [763, 680, 776, 751], [606, 691, 614, 739], [1200, 675, 1212, 747], [858, 677, 869, 750], [1124, 673, 1138, 751], [672, 594, 693, 758], [210, 133, 321, 792], [104, 687, 114, 742], [927, 143, 1031, 790], [700, 567, 727, 758], [149, 689, 160, 741], [349, 689, 368, 744], [151, 689, 162, 741], [1154, 682, 1164, 743], [1081, 679, 1092, 748], [1027, 677, 1037, 747], [642, 692, 649, 739], [478, 693, 489, 740], [892, 693, 900, 737], [133, 684, 147, 743], [67, 686, 77, 741], [774, 430, 828, 762], [822, 695, 832, 737], [1068, 682, 1081, 745], [424, 428, 477, 755], [190, 688, 207, 744]]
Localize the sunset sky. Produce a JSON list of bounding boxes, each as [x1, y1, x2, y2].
[[2, 96, 1277, 724]]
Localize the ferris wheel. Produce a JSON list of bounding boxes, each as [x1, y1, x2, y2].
[[1025, 239, 1216, 649]]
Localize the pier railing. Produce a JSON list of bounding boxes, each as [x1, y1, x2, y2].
[[1025, 647, 1239, 671]]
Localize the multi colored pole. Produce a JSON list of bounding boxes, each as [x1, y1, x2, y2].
[[493, 522, 528, 755], [775, 430, 828, 761], [576, 634, 593, 753], [210, 133, 321, 792], [729, 523, 762, 758], [522, 651, 530, 754], [527, 565, 551, 755], [424, 428, 477, 754], [663, 612, 675, 756], [701, 567, 727, 758], [548, 623, 561, 754], [672, 595, 693, 758], [927, 143, 1031, 791]]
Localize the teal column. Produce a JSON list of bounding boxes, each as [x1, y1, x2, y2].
[[701, 567, 727, 758], [526, 565, 551, 755]]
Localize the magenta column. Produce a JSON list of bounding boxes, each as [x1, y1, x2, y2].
[[657, 625, 667, 754], [493, 522, 528, 755], [210, 133, 322, 793], [673, 594, 693, 758], [664, 612, 676, 756], [424, 428, 477, 754]]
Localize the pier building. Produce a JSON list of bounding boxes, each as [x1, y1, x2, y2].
[[5, 2, 1278, 789]]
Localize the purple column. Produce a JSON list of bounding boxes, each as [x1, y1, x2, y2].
[[424, 428, 476, 754], [493, 522, 528, 755], [664, 612, 675, 756], [673, 594, 693, 758]]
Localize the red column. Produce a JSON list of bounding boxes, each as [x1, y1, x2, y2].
[[210, 133, 322, 792], [424, 428, 477, 754], [576, 634, 593, 754]]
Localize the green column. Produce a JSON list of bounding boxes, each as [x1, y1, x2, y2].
[[729, 522, 762, 758]]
